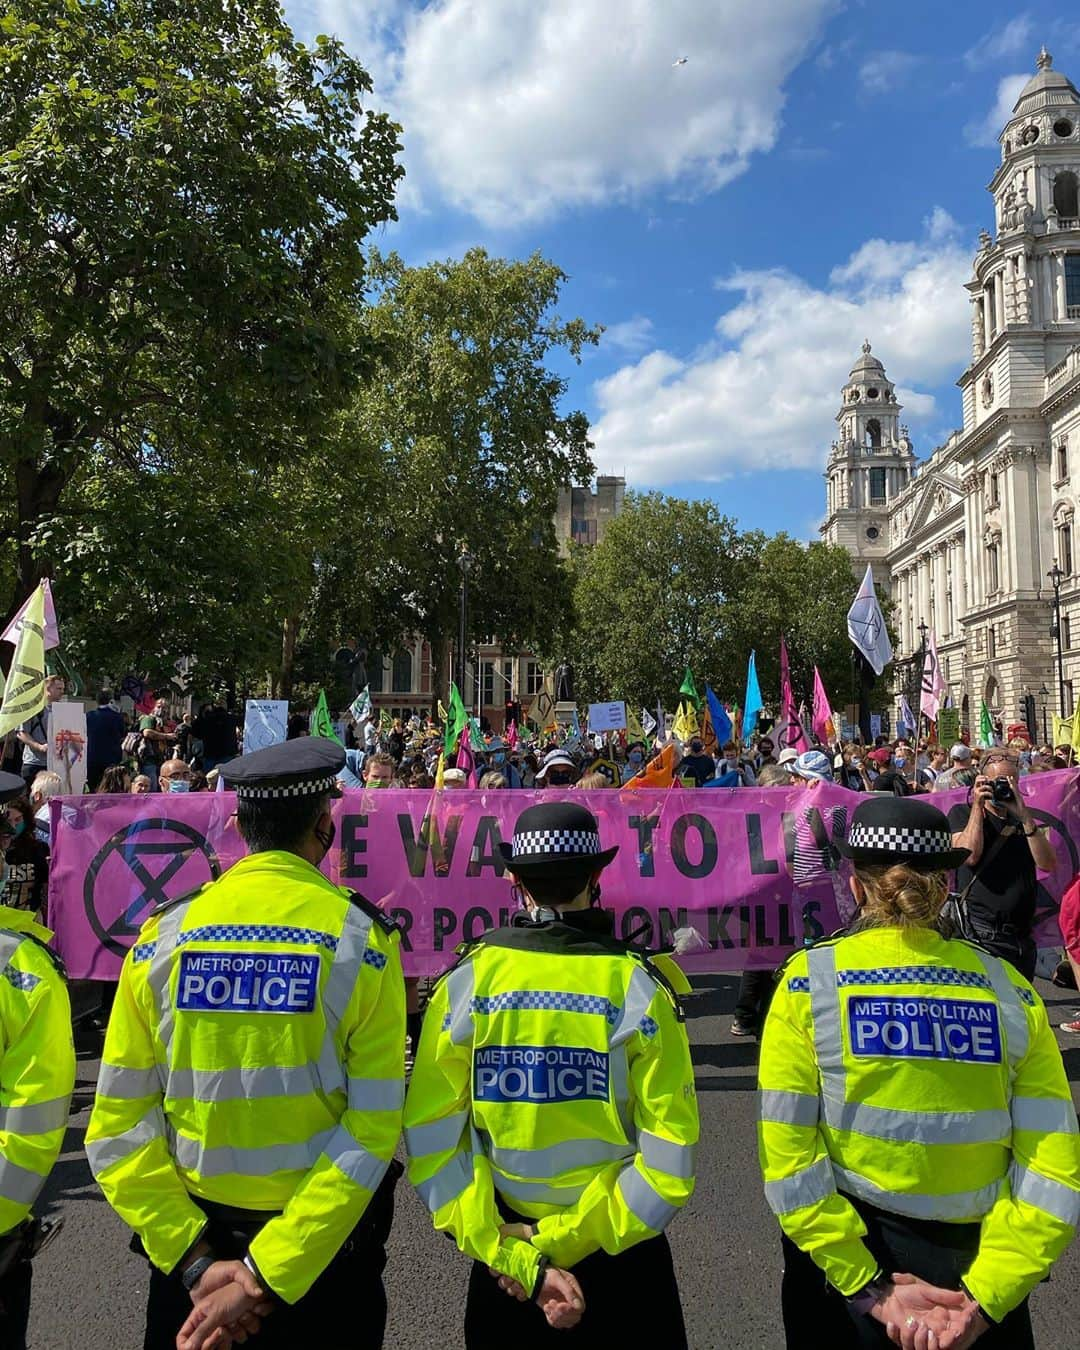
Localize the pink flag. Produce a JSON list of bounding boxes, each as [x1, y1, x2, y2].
[[812, 666, 837, 745], [506, 720, 518, 749], [456, 730, 477, 787], [920, 630, 946, 722], [1, 579, 59, 650], [776, 638, 809, 752]]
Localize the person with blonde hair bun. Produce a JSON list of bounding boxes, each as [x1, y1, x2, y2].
[[759, 796, 1080, 1350]]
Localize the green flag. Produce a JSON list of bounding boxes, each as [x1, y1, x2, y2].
[[678, 666, 700, 708], [978, 700, 994, 749], [309, 690, 342, 745], [0, 583, 46, 738], [444, 682, 468, 756], [469, 716, 485, 751]]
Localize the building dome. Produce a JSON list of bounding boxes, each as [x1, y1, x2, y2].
[[849, 338, 885, 377], [1011, 49, 1080, 118]]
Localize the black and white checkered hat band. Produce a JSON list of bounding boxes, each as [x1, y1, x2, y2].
[[234, 774, 338, 800], [512, 828, 601, 859], [848, 823, 951, 854]]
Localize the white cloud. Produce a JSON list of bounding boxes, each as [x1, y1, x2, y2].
[[964, 17, 1033, 70], [601, 316, 655, 356], [858, 50, 918, 95], [589, 213, 973, 487], [964, 72, 1028, 146], [286, 0, 838, 227]]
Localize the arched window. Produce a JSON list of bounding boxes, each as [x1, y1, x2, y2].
[[865, 419, 882, 449], [367, 652, 384, 693], [1054, 170, 1079, 219], [392, 650, 413, 693]]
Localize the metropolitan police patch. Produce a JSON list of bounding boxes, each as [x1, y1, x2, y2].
[[847, 995, 1002, 1065], [176, 951, 320, 1015], [473, 1045, 609, 1104]]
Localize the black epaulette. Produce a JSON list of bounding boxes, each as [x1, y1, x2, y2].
[[150, 882, 211, 917], [19, 933, 68, 982], [345, 890, 402, 938]]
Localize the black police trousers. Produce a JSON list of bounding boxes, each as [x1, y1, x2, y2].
[[142, 1169, 399, 1350], [0, 1259, 32, 1350], [780, 1195, 1034, 1349], [463, 1222, 687, 1349]]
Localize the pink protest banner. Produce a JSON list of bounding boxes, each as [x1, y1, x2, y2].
[[48, 773, 1080, 980]]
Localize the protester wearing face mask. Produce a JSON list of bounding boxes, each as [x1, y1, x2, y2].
[[676, 737, 715, 788], [0, 799, 50, 921], [158, 759, 193, 794], [88, 738, 406, 1350]]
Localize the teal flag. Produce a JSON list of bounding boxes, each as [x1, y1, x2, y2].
[[742, 652, 763, 742]]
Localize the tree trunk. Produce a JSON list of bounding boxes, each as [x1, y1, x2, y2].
[[278, 613, 300, 700]]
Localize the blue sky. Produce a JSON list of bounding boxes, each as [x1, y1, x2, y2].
[[283, 2, 1080, 539]]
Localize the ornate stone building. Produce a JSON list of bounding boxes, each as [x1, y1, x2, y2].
[[823, 49, 1080, 733]]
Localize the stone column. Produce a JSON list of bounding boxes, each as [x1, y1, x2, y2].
[[984, 286, 994, 340], [972, 296, 985, 358], [1041, 253, 1054, 324], [994, 271, 1006, 332], [1016, 251, 1029, 323], [1054, 252, 1067, 320]]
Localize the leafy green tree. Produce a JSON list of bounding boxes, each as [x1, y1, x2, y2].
[[0, 0, 402, 622]]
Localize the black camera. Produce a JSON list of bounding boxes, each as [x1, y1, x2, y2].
[[991, 777, 1015, 805]]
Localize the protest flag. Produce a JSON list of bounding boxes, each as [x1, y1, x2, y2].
[[847, 564, 893, 675], [1053, 714, 1072, 749], [0, 583, 46, 738], [705, 685, 733, 747], [978, 700, 995, 749], [456, 730, 477, 787], [811, 667, 836, 746], [349, 685, 373, 725], [898, 694, 917, 739], [624, 742, 677, 789], [444, 682, 469, 756], [1070, 706, 1080, 760], [506, 720, 518, 749], [437, 699, 448, 724], [309, 690, 343, 745], [671, 702, 689, 743], [0, 577, 59, 651], [626, 706, 646, 744], [920, 630, 946, 723], [679, 666, 700, 709], [775, 638, 809, 753], [742, 651, 763, 742], [700, 702, 718, 757], [434, 752, 446, 789], [469, 716, 485, 751], [641, 706, 657, 739]]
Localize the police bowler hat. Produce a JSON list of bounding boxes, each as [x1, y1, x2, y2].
[[498, 801, 618, 877], [834, 796, 970, 872]]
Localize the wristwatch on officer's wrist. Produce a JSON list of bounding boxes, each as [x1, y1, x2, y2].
[[181, 1254, 215, 1292], [845, 1274, 890, 1317], [530, 1256, 551, 1302]]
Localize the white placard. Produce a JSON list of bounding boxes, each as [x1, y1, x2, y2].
[[588, 701, 627, 732], [243, 699, 289, 755], [48, 700, 88, 796]]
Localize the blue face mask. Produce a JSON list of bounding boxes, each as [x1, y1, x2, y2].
[[629, 751, 643, 766], [10, 821, 24, 838], [167, 780, 191, 793]]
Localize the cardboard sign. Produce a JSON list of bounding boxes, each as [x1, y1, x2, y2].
[[243, 700, 289, 755], [48, 701, 88, 797], [588, 701, 627, 732], [937, 708, 960, 745]]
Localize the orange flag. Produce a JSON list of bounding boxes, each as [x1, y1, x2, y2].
[[624, 742, 677, 789], [700, 703, 718, 758]]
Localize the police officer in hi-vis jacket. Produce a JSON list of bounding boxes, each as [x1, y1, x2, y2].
[[405, 800, 698, 1348]]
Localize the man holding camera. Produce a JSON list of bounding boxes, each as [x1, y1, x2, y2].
[[948, 747, 1057, 979]]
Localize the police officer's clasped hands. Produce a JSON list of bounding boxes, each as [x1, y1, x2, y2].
[[175, 1259, 274, 1350], [488, 1227, 585, 1330]]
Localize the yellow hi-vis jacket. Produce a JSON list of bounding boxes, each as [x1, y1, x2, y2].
[[404, 918, 698, 1295], [0, 908, 74, 1235], [86, 851, 405, 1303], [758, 926, 1080, 1323]]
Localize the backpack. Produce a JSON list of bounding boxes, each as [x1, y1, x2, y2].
[[121, 729, 142, 757]]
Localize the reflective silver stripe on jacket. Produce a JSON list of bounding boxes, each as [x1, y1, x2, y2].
[[443, 962, 476, 1046], [316, 907, 375, 1099], [763, 1155, 836, 1216], [823, 1096, 1010, 1146], [166, 1063, 320, 1104], [609, 966, 659, 1049], [481, 1133, 635, 1180], [171, 1128, 334, 1179], [97, 1062, 161, 1100], [322, 1123, 389, 1191], [0, 1155, 49, 1207], [974, 951, 1028, 1074], [86, 1106, 168, 1177], [348, 1076, 404, 1113], [807, 946, 844, 1106], [492, 1172, 588, 1207], [832, 1162, 1002, 1220], [405, 1110, 470, 1159], [0, 933, 26, 987], [1009, 1161, 1080, 1226], [415, 1151, 475, 1212], [0, 1096, 70, 1135], [759, 1089, 819, 1128], [1011, 1096, 1080, 1136], [609, 1043, 635, 1141], [617, 1164, 680, 1231], [146, 899, 200, 1094], [638, 1130, 696, 1179]]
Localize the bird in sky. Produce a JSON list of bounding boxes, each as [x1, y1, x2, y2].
[[673, 57, 688, 66]]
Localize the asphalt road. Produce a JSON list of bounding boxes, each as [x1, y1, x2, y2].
[[29, 975, 1080, 1350]]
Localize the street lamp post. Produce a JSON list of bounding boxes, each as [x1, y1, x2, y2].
[[1038, 683, 1050, 744], [457, 549, 473, 697], [1048, 559, 1066, 717]]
